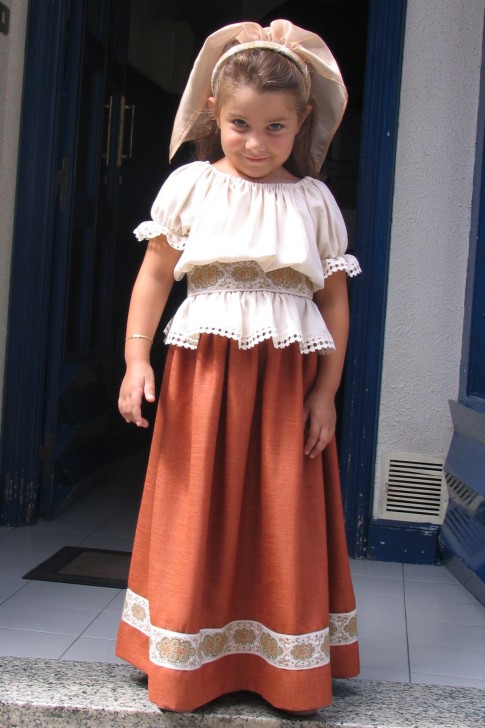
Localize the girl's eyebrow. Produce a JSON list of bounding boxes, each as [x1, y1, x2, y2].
[[226, 112, 292, 122]]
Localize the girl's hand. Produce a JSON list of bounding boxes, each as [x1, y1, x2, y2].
[[304, 271, 349, 459], [303, 389, 336, 458], [118, 361, 156, 428], [118, 234, 180, 428]]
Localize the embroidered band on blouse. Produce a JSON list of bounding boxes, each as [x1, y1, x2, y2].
[[187, 262, 314, 299]]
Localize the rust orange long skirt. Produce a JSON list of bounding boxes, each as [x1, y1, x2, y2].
[[116, 335, 359, 712]]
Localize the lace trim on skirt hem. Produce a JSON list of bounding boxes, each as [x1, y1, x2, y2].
[[122, 589, 357, 672]]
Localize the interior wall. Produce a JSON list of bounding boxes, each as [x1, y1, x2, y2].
[[127, 0, 257, 96], [374, 0, 485, 515], [0, 0, 28, 436], [128, 2, 195, 95], [242, 0, 284, 18]]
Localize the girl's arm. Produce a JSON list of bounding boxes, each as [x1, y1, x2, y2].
[[118, 235, 181, 428], [304, 270, 349, 458]]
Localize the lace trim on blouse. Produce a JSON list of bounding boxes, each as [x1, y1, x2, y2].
[[187, 262, 313, 299], [133, 225, 361, 283], [165, 262, 338, 354], [165, 324, 335, 355], [324, 254, 361, 278], [133, 222, 186, 250]]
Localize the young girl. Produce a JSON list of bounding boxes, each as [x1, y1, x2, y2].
[[116, 19, 360, 715]]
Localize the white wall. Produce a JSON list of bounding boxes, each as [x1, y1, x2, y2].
[[0, 0, 28, 431], [374, 0, 485, 514]]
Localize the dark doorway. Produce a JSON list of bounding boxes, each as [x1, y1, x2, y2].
[[1, 0, 405, 561]]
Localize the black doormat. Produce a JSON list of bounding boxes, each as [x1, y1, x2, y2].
[[23, 546, 131, 589]]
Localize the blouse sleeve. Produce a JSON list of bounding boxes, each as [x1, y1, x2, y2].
[[313, 180, 361, 279], [133, 163, 208, 250]]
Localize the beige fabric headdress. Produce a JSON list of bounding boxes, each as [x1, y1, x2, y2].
[[169, 19, 348, 172]]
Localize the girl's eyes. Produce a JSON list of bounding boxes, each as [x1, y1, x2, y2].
[[230, 119, 285, 131]]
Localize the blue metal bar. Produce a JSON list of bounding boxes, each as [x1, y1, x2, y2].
[[339, 0, 408, 557]]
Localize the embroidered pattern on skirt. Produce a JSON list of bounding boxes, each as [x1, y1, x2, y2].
[[187, 262, 314, 299], [122, 588, 357, 672]]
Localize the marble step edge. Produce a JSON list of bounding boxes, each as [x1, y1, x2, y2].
[[0, 658, 483, 728]]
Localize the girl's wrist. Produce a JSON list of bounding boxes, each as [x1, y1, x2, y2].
[[311, 389, 337, 405], [125, 352, 152, 367], [124, 334, 153, 362], [311, 375, 339, 399]]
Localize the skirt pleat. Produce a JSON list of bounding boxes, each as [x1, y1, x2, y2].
[[116, 335, 359, 712]]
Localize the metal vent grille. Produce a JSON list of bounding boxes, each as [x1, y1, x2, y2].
[[379, 451, 448, 524], [445, 472, 481, 510]]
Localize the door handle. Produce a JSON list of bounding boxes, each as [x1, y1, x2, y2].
[[117, 96, 135, 167], [103, 95, 113, 167]]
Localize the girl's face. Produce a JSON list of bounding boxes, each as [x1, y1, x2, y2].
[[209, 87, 311, 183]]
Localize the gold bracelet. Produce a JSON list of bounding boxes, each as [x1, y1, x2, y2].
[[125, 334, 153, 343]]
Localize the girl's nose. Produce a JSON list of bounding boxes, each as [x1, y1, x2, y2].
[[246, 132, 266, 152]]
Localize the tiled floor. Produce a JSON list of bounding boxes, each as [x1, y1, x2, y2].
[[1, 454, 484, 690]]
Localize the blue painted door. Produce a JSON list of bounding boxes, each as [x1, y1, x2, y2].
[[39, 0, 131, 517], [0, 0, 179, 526]]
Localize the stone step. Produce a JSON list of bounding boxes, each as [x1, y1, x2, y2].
[[0, 657, 483, 727]]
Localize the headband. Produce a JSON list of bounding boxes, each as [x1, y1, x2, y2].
[[169, 19, 348, 172], [211, 40, 312, 96]]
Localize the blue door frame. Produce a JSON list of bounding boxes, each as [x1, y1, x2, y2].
[[1, 0, 407, 542], [339, 0, 407, 557], [0, 0, 68, 524]]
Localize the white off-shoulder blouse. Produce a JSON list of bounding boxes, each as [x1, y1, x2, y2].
[[134, 161, 361, 354]]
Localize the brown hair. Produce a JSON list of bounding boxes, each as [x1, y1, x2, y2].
[[194, 46, 317, 178]]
